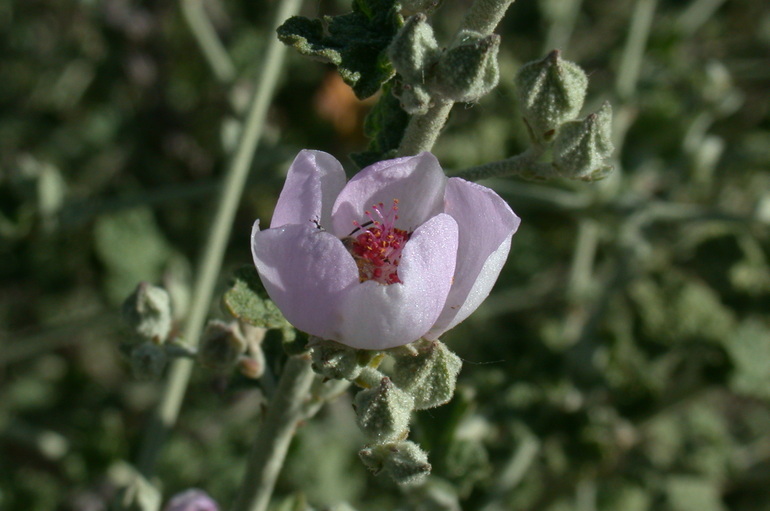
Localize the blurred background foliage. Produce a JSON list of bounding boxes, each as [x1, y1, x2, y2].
[[1, 0, 769, 509]]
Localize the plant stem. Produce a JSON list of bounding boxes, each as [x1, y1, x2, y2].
[[181, 0, 236, 84], [397, 99, 454, 156], [136, 0, 304, 477], [397, 0, 516, 155], [230, 354, 316, 511]]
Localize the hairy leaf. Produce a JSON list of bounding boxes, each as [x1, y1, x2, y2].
[[223, 266, 289, 330], [277, 0, 403, 99]]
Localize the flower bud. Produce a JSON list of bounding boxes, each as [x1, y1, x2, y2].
[[359, 441, 431, 486], [552, 101, 613, 180], [431, 30, 500, 103], [391, 339, 462, 409], [197, 320, 247, 372], [388, 14, 440, 84], [163, 489, 218, 511], [130, 341, 168, 380], [392, 81, 432, 115], [515, 50, 588, 143], [310, 339, 363, 381], [122, 282, 172, 343], [353, 377, 414, 444]]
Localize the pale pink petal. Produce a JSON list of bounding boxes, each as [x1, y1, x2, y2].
[[336, 214, 459, 349], [425, 178, 520, 339], [270, 150, 347, 229], [330, 152, 446, 237], [252, 220, 358, 340]]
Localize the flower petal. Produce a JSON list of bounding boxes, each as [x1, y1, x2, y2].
[[330, 152, 446, 237], [252, 221, 358, 340], [270, 150, 347, 229], [425, 178, 520, 339], [336, 213, 459, 349]]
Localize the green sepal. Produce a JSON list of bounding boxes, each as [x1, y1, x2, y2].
[[277, 0, 404, 99], [222, 266, 290, 330]]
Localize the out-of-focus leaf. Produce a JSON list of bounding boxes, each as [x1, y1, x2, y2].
[[725, 319, 770, 400], [93, 207, 173, 303], [666, 476, 726, 511], [350, 82, 409, 168]]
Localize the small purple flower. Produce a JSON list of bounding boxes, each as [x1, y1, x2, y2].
[[163, 489, 218, 511], [251, 151, 520, 350]]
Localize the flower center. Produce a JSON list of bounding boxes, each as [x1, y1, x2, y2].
[[345, 200, 411, 285]]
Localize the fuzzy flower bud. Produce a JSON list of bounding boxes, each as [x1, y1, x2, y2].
[[388, 14, 440, 84], [391, 339, 462, 409], [310, 339, 364, 381], [130, 341, 168, 380], [354, 377, 414, 444], [122, 282, 172, 343], [359, 441, 431, 486], [197, 320, 247, 372], [432, 30, 500, 103], [515, 50, 588, 143], [163, 489, 219, 511], [552, 101, 614, 180]]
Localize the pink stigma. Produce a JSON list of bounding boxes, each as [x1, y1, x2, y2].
[[347, 200, 410, 285]]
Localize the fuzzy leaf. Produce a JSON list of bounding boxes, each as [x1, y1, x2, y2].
[[223, 266, 289, 330], [277, 0, 403, 99]]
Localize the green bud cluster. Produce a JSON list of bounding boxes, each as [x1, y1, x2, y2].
[[388, 15, 501, 114], [340, 338, 465, 486], [509, 50, 614, 180]]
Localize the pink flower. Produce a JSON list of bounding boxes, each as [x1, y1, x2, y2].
[[251, 151, 520, 350], [163, 489, 218, 511]]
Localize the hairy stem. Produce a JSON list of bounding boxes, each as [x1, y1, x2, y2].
[[397, 0, 516, 155], [136, 0, 304, 477], [230, 354, 316, 511]]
